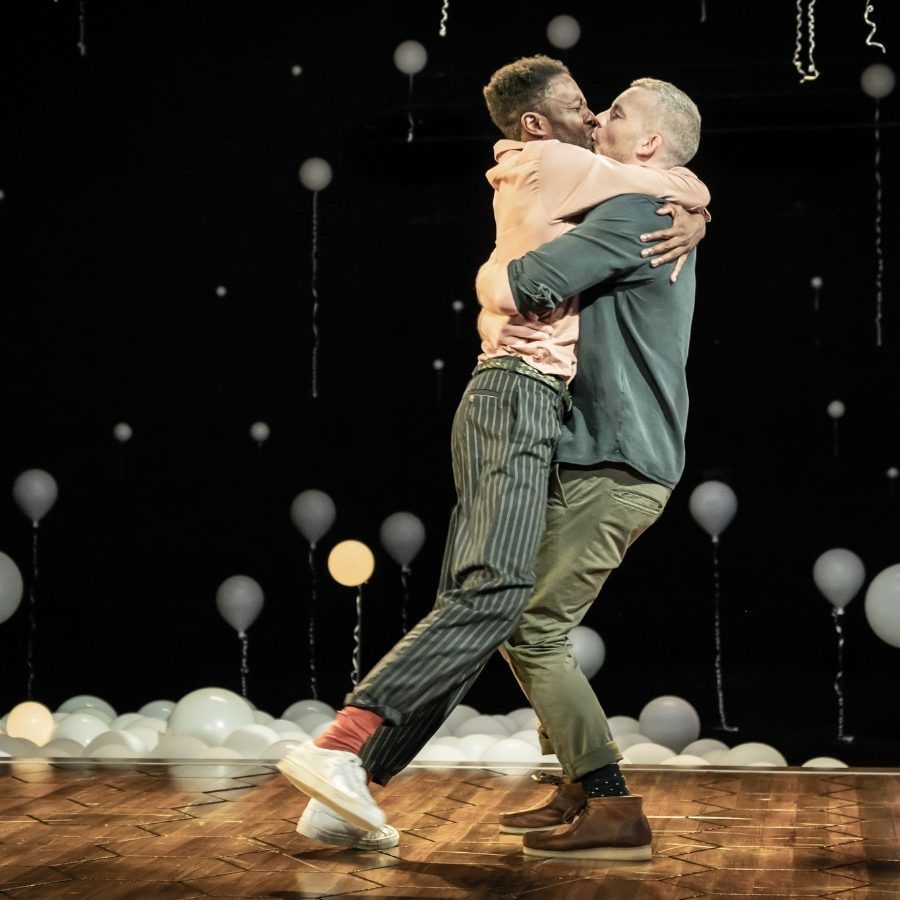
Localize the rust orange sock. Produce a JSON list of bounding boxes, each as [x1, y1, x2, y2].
[[313, 706, 384, 756]]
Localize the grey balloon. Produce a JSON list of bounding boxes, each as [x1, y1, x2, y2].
[[380, 511, 426, 567], [12, 469, 58, 524], [290, 489, 336, 546], [216, 575, 264, 635], [0, 551, 24, 625]]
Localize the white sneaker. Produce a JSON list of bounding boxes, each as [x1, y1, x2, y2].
[[297, 798, 399, 850], [277, 740, 386, 831]]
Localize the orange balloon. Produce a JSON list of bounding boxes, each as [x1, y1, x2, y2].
[[327, 540, 375, 587]]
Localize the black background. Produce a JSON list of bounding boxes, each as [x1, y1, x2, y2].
[[1, 1, 899, 766]]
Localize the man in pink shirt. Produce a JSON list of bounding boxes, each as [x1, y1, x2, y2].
[[277, 55, 708, 852]]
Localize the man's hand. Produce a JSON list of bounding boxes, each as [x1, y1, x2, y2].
[[478, 308, 553, 350], [639, 203, 707, 284]]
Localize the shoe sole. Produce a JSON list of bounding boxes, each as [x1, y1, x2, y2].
[[277, 756, 385, 832], [296, 819, 399, 851], [523, 843, 652, 860], [499, 824, 560, 834]]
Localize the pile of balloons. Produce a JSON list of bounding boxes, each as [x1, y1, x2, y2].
[[0, 689, 847, 770]]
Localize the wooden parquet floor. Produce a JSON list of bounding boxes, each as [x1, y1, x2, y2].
[[0, 760, 898, 898]]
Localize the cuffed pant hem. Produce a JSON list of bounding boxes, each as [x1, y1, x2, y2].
[[567, 741, 623, 781], [343, 693, 405, 727]]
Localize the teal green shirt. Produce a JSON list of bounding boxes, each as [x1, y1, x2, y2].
[[507, 194, 695, 489]]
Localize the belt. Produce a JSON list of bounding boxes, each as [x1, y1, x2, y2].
[[474, 356, 573, 414]]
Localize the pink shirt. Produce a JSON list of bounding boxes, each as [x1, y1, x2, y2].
[[475, 139, 711, 383]]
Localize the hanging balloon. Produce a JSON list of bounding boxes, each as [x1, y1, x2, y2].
[[864, 564, 900, 648], [394, 40, 427, 75], [688, 480, 737, 541], [810, 276, 823, 290], [568, 625, 605, 680], [328, 540, 375, 587], [861, 63, 896, 99], [813, 548, 865, 610], [113, 422, 132, 443], [888, 467, 899, 482], [0, 551, 24, 625], [380, 512, 426, 568], [827, 400, 845, 419], [250, 421, 270, 444], [290, 490, 336, 547], [12, 469, 58, 525], [299, 157, 333, 192], [546, 15, 581, 49], [216, 575, 264, 635]]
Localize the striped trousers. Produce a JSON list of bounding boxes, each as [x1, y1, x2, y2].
[[348, 367, 565, 785]]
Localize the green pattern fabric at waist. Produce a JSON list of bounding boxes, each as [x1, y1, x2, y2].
[[474, 356, 572, 414]]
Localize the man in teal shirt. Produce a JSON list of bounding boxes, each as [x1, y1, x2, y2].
[[480, 78, 701, 860]]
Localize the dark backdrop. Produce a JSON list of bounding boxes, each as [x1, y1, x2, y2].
[[1, 1, 899, 766]]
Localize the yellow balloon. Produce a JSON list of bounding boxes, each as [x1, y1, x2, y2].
[[328, 540, 375, 587], [6, 701, 55, 746]]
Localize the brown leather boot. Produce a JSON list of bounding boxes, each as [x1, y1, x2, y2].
[[498, 776, 587, 834], [522, 794, 652, 860]]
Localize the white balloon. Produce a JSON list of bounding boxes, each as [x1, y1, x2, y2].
[[290, 490, 336, 546], [455, 733, 501, 759], [827, 400, 845, 420], [282, 699, 335, 721], [66, 706, 114, 725], [810, 275, 823, 289], [52, 712, 109, 747], [126, 716, 167, 734], [506, 707, 539, 731], [138, 700, 176, 720], [456, 715, 509, 737], [58, 694, 117, 720], [298, 157, 332, 192], [40, 738, 84, 758], [379, 511, 426, 568], [394, 40, 427, 75], [223, 724, 280, 758], [547, 15, 581, 49], [615, 732, 652, 750], [682, 738, 729, 756], [167, 687, 255, 745], [444, 704, 479, 733], [864, 563, 900, 648], [719, 742, 787, 767], [624, 742, 675, 764], [216, 575, 264, 634], [152, 735, 210, 759], [688, 480, 737, 541], [638, 696, 701, 754], [802, 756, 848, 768], [568, 625, 605, 679], [887, 467, 899, 481], [701, 748, 729, 764], [12, 469, 58, 524], [608, 715, 640, 737], [813, 548, 865, 609], [250, 421, 270, 444], [414, 743, 467, 764], [111, 713, 143, 730], [509, 729, 542, 749], [84, 729, 146, 757], [480, 737, 542, 764], [294, 711, 334, 734], [861, 63, 896, 99], [263, 738, 305, 759], [113, 422, 132, 443], [661, 754, 709, 766], [0, 551, 24, 625]]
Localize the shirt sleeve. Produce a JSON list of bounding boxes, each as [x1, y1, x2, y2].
[[539, 143, 711, 222], [509, 194, 661, 315]]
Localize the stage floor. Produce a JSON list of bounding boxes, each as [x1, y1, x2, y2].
[[0, 759, 898, 898]]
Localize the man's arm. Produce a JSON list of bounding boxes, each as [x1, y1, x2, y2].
[[507, 194, 669, 316]]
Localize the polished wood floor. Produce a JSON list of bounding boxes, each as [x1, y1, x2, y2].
[[0, 759, 898, 898]]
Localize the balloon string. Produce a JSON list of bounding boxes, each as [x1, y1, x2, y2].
[[78, 0, 87, 57], [874, 99, 883, 348], [700, 1, 707, 23], [831, 608, 854, 742], [240, 632, 250, 698], [311, 191, 320, 399], [711, 538, 738, 732], [833, 420, 840, 457], [400, 566, 410, 634], [407, 75, 415, 143], [308, 544, 319, 699], [864, 2, 886, 53], [352, 589, 363, 687], [26, 523, 39, 700], [438, 0, 449, 36], [793, 0, 820, 83]]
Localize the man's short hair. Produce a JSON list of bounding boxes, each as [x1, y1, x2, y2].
[[630, 77, 701, 166], [483, 55, 572, 140]]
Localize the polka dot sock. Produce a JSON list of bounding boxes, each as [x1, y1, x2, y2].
[[579, 763, 629, 797]]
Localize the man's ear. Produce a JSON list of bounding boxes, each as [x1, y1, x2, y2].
[[635, 132, 662, 163], [521, 111, 549, 139]]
